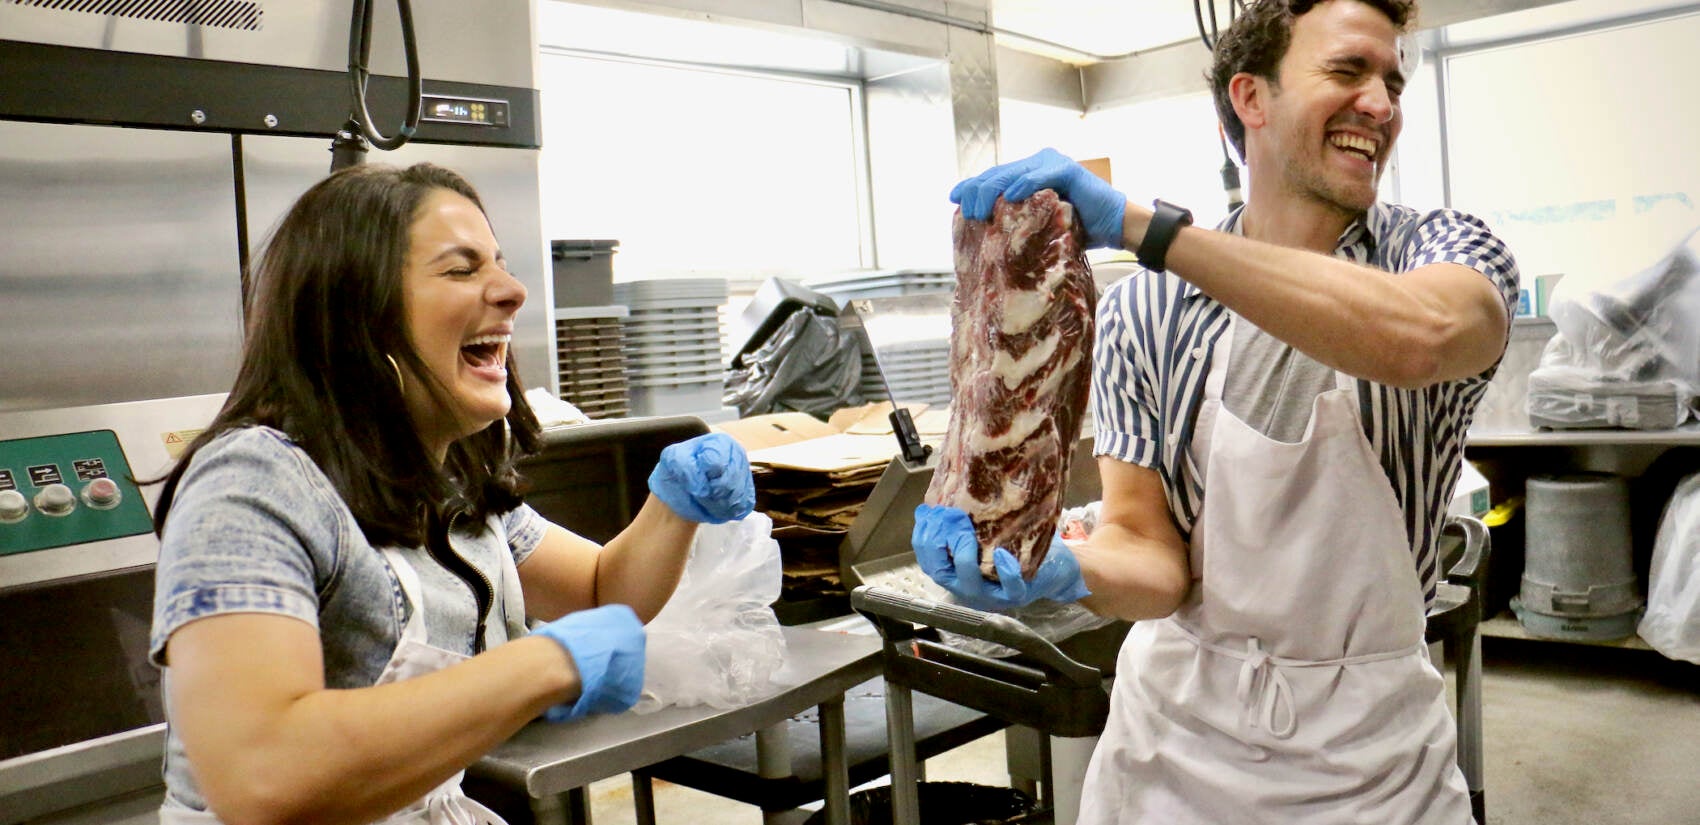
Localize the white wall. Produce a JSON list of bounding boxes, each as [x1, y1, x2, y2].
[[999, 91, 1243, 248], [1443, 11, 1700, 302]]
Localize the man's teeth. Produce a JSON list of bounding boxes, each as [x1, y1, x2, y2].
[[1330, 133, 1377, 158]]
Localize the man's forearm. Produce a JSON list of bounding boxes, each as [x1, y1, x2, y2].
[[1073, 523, 1192, 623], [1121, 204, 1508, 389]]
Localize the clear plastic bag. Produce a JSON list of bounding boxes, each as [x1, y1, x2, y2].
[[1638, 472, 1700, 663], [1549, 224, 1700, 386], [632, 512, 788, 713]]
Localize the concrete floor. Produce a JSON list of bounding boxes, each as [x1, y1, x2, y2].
[[584, 636, 1700, 825]]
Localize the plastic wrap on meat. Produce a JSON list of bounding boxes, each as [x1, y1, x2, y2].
[[925, 189, 1097, 579]]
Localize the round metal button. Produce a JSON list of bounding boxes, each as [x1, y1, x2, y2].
[[0, 490, 27, 523], [35, 483, 76, 516]]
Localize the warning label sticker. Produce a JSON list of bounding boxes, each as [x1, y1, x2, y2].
[[161, 429, 205, 460]]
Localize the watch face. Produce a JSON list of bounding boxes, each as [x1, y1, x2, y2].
[[1156, 200, 1192, 224]]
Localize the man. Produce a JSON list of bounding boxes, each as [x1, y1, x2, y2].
[[912, 0, 1519, 821]]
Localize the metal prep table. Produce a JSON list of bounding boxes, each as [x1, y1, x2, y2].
[[468, 625, 882, 825]]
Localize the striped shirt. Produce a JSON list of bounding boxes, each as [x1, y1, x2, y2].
[[1091, 202, 1520, 603]]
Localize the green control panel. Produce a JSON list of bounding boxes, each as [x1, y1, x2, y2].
[[0, 430, 153, 557]]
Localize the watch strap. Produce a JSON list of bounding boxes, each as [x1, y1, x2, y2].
[[1136, 199, 1194, 273]]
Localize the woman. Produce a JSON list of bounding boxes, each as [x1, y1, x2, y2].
[[148, 162, 753, 825]]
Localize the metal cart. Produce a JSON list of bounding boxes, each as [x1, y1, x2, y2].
[[852, 513, 1490, 825], [851, 587, 1113, 825]]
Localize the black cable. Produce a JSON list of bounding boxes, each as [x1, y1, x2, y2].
[[332, 0, 421, 171], [1207, 0, 1221, 46], [352, 0, 420, 150], [1194, 0, 1215, 51]]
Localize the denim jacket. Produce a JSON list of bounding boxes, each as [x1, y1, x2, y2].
[[149, 426, 548, 811]]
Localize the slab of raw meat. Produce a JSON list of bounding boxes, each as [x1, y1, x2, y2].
[[925, 189, 1096, 579]]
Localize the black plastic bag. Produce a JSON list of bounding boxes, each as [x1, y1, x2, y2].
[[723, 308, 864, 418]]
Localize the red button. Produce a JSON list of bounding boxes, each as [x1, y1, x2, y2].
[[84, 477, 122, 510]]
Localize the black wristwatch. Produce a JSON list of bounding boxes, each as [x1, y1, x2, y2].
[[1136, 199, 1194, 273]]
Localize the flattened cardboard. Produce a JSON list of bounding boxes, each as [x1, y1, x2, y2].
[[748, 432, 900, 474], [715, 412, 840, 451]]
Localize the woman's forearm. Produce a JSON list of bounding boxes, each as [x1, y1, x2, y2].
[[592, 495, 699, 621]]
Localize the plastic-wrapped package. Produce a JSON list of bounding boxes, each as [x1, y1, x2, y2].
[[723, 309, 865, 418], [1526, 336, 1694, 429], [1526, 225, 1700, 429], [1639, 472, 1700, 663], [633, 513, 789, 713]]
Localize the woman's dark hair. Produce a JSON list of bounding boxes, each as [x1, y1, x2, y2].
[[153, 162, 542, 546], [1209, 0, 1416, 160]]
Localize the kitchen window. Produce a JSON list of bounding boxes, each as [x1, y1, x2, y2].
[[538, 48, 866, 282]]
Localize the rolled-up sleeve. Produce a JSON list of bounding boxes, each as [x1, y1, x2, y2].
[[503, 502, 549, 567], [1410, 209, 1521, 318], [151, 429, 337, 665]]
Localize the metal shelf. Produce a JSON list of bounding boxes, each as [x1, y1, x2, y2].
[[1467, 424, 1700, 447], [1481, 613, 1653, 652]]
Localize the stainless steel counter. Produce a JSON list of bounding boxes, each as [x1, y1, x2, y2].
[[469, 625, 882, 825]]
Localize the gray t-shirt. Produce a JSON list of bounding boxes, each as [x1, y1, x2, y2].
[[150, 425, 549, 813], [1221, 318, 1337, 443]]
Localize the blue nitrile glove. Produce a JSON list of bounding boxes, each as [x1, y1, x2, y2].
[[532, 603, 646, 722], [647, 432, 755, 524], [911, 503, 1091, 612], [948, 147, 1128, 250]]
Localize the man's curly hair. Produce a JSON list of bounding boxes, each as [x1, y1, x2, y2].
[[1209, 0, 1416, 160]]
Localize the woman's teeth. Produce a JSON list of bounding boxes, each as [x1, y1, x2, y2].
[[460, 333, 509, 368]]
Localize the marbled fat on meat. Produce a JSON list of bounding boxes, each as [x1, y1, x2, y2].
[[925, 190, 1096, 579]]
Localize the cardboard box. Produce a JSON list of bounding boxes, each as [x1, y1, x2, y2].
[[747, 433, 903, 475], [714, 412, 839, 451]]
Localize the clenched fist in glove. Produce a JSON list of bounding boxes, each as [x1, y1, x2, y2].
[[647, 432, 755, 524]]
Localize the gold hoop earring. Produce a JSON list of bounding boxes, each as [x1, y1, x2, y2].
[[386, 354, 405, 391]]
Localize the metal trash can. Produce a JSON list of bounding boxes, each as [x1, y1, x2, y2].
[[1514, 472, 1643, 640]]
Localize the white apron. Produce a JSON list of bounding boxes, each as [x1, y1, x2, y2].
[[1076, 315, 1472, 825], [163, 544, 520, 825]]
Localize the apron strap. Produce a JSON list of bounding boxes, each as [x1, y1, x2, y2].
[[380, 547, 431, 646], [1334, 369, 1357, 395], [497, 531, 526, 641]]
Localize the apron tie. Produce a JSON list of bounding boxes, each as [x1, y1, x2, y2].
[[1234, 638, 1296, 738], [1168, 620, 1423, 741]]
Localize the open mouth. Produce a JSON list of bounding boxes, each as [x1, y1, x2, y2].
[[1329, 132, 1379, 164], [460, 333, 510, 371]]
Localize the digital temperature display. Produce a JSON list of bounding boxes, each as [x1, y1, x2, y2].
[[420, 94, 509, 128]]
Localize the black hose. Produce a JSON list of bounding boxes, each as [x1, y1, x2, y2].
[[346, 0, 420, 153], [1194, 0, 1215, 51]]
